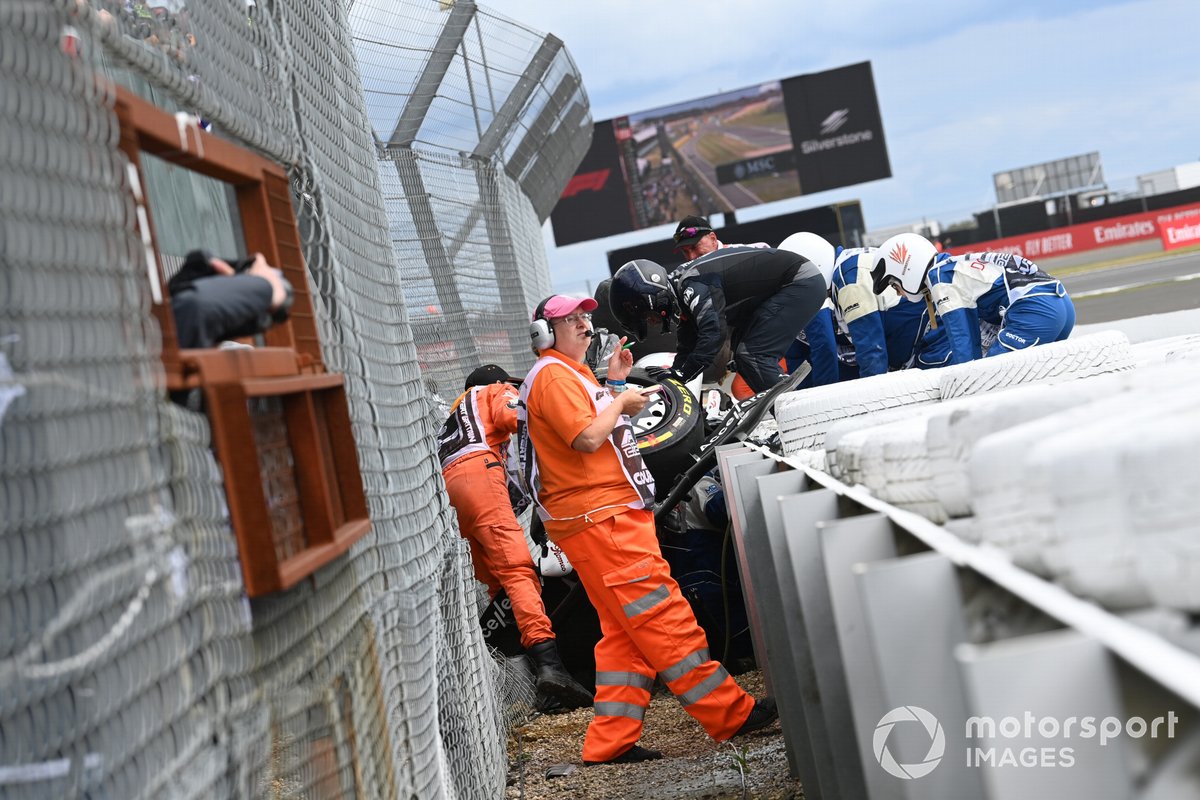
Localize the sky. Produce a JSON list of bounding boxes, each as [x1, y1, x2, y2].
[[488, 0, 1200, 295]]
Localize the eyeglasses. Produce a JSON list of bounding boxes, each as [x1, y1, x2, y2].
[[553, 312, 592, 326], [673, 226, 712, 243]]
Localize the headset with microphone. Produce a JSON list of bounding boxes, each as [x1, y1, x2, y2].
[[529, 297, 555, 352], [529, 297, 596, 352]]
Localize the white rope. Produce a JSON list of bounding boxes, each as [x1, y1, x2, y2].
[[3, 507, 182, 683], [174, 111, 205, 158]]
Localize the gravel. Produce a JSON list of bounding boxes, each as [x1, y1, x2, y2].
[[505, 670, 805, 799]]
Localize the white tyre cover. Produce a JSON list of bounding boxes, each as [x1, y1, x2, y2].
[[776, 369, 941, 455], [1128, 414, 1200, 610], [938, 330, 1132, 400], [1129, 334, 1200, 367]]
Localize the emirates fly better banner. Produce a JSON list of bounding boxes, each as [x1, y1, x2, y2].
[[956, 203, 1200, 259], [551, 61, 891, 246]]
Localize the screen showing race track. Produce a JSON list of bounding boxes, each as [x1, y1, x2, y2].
[[551, 61, 891, 246]]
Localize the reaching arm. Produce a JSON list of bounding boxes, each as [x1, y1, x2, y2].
[[835, 267, 889, 377], [803, 305, 840, 386], [673, 280, 725, 381], [845, 311, 888, 377], [938, 306, 983, 363], [489, 384, 520, 436]]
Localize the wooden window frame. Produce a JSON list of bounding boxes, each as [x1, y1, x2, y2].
[[114, 86, 370, 596]]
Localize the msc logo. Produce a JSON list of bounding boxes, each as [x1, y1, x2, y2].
[[873, 706, 945, 780], [820, 108, 850, 135]]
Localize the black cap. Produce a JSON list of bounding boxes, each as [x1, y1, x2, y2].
[[672, 215, 713, 250], [464, 364, 512, 390]]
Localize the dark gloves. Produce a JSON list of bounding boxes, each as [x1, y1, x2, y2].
[[645, 365, 683, 383]]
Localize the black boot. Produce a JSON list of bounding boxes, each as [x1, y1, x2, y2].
[[527, 640, 594, 709], [732, 697, 778, 737], [584, 744, 663, 766]]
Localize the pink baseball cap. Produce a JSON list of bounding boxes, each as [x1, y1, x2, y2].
[[534, 294, 598, 321]]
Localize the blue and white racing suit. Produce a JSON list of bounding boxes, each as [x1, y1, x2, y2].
[[792, 301, 842, 386], [830, 247, 950, 376], [925, 252, 1075, 364]]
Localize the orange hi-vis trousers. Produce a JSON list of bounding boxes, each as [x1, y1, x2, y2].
[[555, 508, 755, 762], [730, 357, 789, 401], [443, 451, 553, 649]]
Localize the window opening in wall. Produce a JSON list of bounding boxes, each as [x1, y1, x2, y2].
[[114, 84, 370, 597]]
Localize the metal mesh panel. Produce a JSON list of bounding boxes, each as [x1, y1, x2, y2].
[[3, 1, 589, 799], [353, 0, 588, 397]]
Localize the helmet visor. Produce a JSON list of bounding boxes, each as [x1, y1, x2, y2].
[[870, 258, 893, 295]]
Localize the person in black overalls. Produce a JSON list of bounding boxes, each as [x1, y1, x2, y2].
[[610, 248, 827, 394]]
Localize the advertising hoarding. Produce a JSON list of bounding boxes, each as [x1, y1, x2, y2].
[[551, 61, 890, 246]]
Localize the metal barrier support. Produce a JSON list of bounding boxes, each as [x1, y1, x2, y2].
[[718, 442, 1200, 800]]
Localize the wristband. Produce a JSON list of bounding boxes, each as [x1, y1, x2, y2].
[[606, 379, 626, 393]]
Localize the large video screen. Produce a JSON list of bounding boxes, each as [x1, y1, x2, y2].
[[551, 61, 890, 246]]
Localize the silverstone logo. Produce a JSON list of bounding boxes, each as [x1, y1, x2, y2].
[[802, 108, 874, 155], [820, 108, 850, 135], [873, 706, 945, 780]]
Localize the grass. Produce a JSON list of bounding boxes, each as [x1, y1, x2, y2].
[[725, 742, 749, 799]]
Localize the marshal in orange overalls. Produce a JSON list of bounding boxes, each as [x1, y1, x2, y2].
[[523, 350, 755, 762], [439, 382, 553, 648]]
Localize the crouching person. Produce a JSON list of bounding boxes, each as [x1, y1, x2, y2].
[[513, 295, 778, 766], [438, 364, 592, 709], [871, 234, 1075, 363]]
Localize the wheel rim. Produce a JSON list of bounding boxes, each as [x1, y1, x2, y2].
[[627, 381, 672, 436]]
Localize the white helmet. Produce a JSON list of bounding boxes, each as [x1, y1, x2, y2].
[[778, 231, 836, 289], [871, 233, 938, 296]]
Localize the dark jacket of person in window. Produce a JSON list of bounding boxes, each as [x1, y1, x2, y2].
[[168, 249, 292, 348]]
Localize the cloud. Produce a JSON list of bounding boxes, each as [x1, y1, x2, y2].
[[487, 0, 1200, 291]]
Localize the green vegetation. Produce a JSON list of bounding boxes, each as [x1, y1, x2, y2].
[[695, 132, 751, 165], [731, 109, 788, 130], [738, 174, 801, 204]]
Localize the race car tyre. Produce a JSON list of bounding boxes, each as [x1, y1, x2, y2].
[[625, 368, 703, 497]]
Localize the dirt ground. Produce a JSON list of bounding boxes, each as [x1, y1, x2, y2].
[[504, 671, 805, 800]]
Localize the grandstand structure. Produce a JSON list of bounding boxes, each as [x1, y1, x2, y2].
[[0, 1, 587, 797]]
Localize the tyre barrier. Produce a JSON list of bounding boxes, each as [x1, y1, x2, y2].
[[775, 330, 1200, 612], [823, 403, 939, 485], [719, 437, 1200, 800], [775, 369, 942, 455], [1129, 333, 1200, 366], [966, 381, 1200, 601], [936, 330, 1133, 400]]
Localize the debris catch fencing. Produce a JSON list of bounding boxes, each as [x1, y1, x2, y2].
[[0, 1, 587, 798], [352, 0, 592, 399]]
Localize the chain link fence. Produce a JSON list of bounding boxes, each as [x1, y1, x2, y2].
[[1, 0, 585, 797], [354, 0, 591, 398]]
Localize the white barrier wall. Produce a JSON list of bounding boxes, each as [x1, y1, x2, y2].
[[725, 330, 1200, 799]]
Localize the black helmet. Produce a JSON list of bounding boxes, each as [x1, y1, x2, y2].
[[609, 259, 677, 339]]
